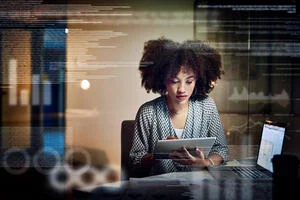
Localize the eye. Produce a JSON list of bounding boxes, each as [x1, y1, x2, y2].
[[169, 80, 179, 84], [186, 80, 194, 84]]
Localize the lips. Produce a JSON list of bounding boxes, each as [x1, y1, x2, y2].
[[176, 95, 188, 101]]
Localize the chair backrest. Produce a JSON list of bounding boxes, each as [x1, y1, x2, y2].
[[121, 120, 135, 180]]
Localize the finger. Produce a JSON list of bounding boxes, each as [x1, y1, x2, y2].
[[195, 148, 202, 157], [170, 151, 184, 159], [199, 151, 205, 160], [181, 147, 192, 158]]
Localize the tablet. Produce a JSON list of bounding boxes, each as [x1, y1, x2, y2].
[[153, 137, 216, 159]]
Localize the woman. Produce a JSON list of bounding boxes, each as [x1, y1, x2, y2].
[[129, 37, 229, 176]]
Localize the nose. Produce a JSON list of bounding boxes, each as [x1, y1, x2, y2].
[[178, 83, 185, 93]]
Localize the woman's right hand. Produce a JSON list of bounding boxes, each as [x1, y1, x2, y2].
[[169, 147, 210, 167]]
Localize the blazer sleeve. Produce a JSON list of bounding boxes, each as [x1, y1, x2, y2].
[[129, 102, 154, 168]]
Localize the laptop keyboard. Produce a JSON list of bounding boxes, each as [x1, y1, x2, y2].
[[232, 167, 271, 179]]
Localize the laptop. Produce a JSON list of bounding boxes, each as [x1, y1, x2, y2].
[[210, 120, 286, 180]]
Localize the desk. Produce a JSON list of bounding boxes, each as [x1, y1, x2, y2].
[[73, 172, 272, 200], [73, 160, 300, 200]]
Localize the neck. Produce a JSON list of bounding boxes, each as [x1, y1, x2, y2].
[[166, 96, 189, 115]]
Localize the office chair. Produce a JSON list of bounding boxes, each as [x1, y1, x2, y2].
[[121, 120, 150, 180], [121, 120, 135, 180]]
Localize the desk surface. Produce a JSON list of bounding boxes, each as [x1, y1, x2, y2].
[[73, 159, 300, 200], [74, 173, 274, 200]]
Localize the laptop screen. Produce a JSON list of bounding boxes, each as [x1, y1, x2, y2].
[[257, 123, 285, 173]]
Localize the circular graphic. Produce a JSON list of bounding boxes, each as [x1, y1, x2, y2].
[[2, 148, 30, 175], [79, 166, 97, 185], [103, 165, 120, 183], [91, 166, 107, 185], [33, 147, 62, 175], [49, 165, 73, 191], [65, 147, 91, 175]]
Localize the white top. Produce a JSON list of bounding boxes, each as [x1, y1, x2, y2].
[[174, 128, 184, 139]]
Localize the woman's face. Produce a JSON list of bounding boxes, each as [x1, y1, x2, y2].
[[165, 67, 196, 105]]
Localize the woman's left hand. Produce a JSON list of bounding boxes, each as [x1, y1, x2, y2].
[[169, 147, 210, 167]]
